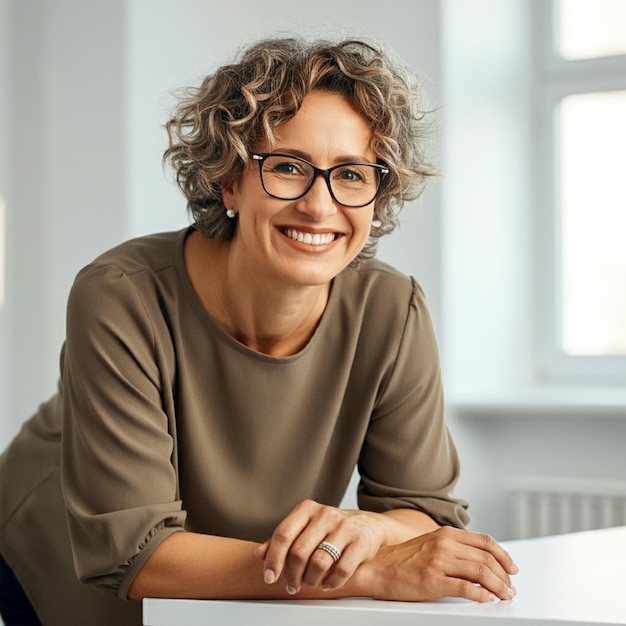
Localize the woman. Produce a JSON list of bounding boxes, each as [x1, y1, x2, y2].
[[0, 37, 517, 626]]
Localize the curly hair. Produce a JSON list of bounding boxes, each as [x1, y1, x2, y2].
[[163, 37, 437, 263]]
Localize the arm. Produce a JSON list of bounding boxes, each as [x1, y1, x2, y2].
[[379, 507, 442, 539], [129, 506, 434, 600], [61, 262, 186, 598], [129, 514, 517, 603]]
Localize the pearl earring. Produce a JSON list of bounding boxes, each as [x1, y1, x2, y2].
[[226, 208, 236, 219]]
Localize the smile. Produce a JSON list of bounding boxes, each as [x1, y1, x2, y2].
[[282, 228, 338, 246]]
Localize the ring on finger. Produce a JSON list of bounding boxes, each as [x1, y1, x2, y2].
[[316, 541, 342, 562]]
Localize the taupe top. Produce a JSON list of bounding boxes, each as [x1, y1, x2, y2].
[[0, 228, 468, 626]]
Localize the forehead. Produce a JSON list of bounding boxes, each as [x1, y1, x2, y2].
[[260, 91, 376, 162]]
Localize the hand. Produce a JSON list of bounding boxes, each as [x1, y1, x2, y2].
[[255, 499, 388, 595], [364, 526, 518, 603]]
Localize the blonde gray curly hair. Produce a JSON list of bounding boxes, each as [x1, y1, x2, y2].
[[163, 37, 437, 263]]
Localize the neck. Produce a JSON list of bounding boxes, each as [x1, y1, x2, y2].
[[218, 283, 330, 356], [185, 232, 331, 356]]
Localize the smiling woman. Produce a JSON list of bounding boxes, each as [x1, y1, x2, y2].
[[164, 38, 436, 259], [0, 37, 517, 626], [215, 90, 379, 296]]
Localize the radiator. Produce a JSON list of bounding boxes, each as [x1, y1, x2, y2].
[[507, 476, 626, 540]]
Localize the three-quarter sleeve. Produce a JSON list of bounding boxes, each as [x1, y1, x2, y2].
[[61, 262, 186, 599], [357, 278, 469, 528]]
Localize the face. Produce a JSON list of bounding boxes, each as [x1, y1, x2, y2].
[[222, 90, 377, 289]]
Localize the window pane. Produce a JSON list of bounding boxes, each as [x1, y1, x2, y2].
[[559, 0, 626, 59], [560, 90, 626, 355]]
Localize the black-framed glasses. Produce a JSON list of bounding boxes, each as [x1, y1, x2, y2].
[[251, 153, 389, 208]]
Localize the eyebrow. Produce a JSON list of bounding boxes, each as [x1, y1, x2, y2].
[[272, 148, 376, 165]]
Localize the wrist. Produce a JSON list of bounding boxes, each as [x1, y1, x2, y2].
[[342, 544, 390, 600]]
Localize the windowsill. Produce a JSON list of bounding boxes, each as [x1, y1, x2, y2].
[[448, 386, 626, 419]]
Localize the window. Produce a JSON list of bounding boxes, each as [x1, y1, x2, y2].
[[536, 0, 626, 384], [559, 0, 626, 59]]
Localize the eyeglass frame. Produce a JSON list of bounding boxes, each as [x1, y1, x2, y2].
[[251, 152, 390, 208]]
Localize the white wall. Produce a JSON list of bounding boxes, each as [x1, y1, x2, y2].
[[2, 0, 127, 447], [0, 0, 11, 447]]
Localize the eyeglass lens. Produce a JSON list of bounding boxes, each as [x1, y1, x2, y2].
[[259, 154, 383, 207]]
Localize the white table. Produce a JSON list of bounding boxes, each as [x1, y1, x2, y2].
[[143, 526, 626, 625]]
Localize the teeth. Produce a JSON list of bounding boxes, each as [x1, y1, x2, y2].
[[284, 228, 335, 245]]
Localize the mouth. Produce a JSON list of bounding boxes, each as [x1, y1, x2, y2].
[[281, 227, 340, 246]]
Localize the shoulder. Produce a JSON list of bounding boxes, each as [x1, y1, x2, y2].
[[66, 230, 185, 328], [332, 258, 433, 350], [84, 230, 183, 277], [337, 258, 427, 317], [327, 259, 440, 410], [341, 256, 410, 289], [70, 230, 183, 296]]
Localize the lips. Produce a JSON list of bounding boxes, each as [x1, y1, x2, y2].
[[282, 227, 338, 246]]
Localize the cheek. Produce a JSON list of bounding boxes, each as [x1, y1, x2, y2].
[[352, 211, 375, 242], [235, 196, 279, 240], [227, 170, 264, 208]]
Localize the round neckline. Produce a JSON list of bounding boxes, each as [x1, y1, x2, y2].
[[174, 227, 342, 363]]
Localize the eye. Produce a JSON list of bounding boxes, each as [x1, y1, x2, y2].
[[334, 166, 368, 184], [269, 159, 307, 177], [342, 169, 364, 181]]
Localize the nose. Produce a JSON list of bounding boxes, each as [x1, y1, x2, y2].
[[294, 173, 338, 221]]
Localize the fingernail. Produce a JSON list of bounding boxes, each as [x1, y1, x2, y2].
[[264, 569, 276, 584], [507, 586, 516, 599], [512, 563, 519, 574], [488, 593, 497, 602], [322, 584, 332, 592], [286, 584, 298, 595]]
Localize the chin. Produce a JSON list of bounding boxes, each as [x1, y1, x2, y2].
[[282, 263, 343, 287]]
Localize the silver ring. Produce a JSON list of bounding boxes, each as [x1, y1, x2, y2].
[[317, 541, 342, 562]]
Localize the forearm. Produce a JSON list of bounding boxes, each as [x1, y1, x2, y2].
[[126, 509, 431, 602], [379, 508, 440, 543], [129, 532, 265, 600], [128, 531, 363, 601], [128, 521, 517, 604]]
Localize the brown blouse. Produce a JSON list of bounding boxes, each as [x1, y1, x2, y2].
[[0, 228, 468, 625]]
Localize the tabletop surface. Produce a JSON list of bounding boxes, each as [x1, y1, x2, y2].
[[143, 525, 626, 626]]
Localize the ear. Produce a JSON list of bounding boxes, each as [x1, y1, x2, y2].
[[221, 174, 237, 210]]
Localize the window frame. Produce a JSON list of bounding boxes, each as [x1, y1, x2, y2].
[[534, 0, 626, 386]]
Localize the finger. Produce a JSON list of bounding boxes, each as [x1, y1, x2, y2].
[[316, 543, 360, 591], [262, 501, 316, 584], [301, 517, 382, 590], [430, 527, 518, 587], [443, 576, 499, 603], [445, 557, 516, 601], [451, 528, 519, 575], [469, 544, 515, 590], [444, 540, 513, 590], [423, 528, 516, 595], [281, 528, 333, 593], [279, 504, 351, 593], [300, 539, 345, 589]]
